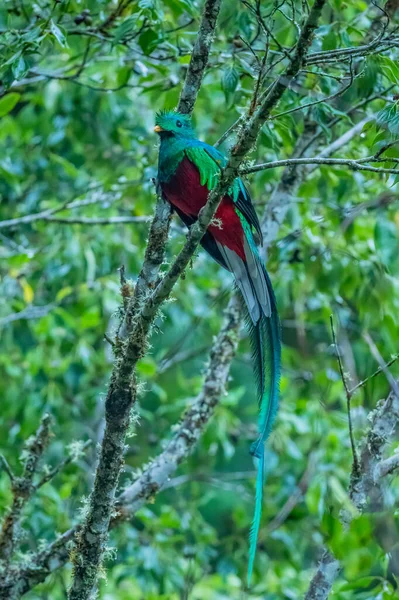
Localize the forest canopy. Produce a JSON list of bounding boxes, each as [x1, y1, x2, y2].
[[1, 0, 399, 598]]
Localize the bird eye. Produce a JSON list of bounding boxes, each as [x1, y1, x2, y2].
[[176, 120, 182, 128]]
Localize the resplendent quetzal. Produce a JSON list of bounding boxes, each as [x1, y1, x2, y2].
[[154, 111, 281, 584]]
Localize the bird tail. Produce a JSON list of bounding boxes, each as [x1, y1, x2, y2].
[[247, 441, 264, 587], [246, 288, 281, 586], [215, 233, 281, 584], [240, 242, 281, 586]]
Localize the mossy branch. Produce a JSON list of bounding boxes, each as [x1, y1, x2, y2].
[[67, 1, 224, 598]]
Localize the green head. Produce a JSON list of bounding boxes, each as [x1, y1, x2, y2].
[[154, 111, 195, 139]]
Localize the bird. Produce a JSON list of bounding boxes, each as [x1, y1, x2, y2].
[[154, 110, 281, 585]]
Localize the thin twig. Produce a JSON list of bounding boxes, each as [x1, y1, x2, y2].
[[330, 315, 360, 476], [44, 215, 150, 225], [0, 180, 141, 231], [214, 115, 242, 147], [0, 456, 15, 483], [363, 332, 399, 397], [348, 354, 399, 395], [34, 441, 93, 491], [266, 452, 316, 534], [242, 156, 399, 176], [243, 0, 292, 60], [271, 58, 355, 120], [342, 191, 398, 232], [305, 28, 397, 65]]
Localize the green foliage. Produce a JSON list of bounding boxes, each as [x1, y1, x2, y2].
[[222, 65, 239, 108], [1, 0, 399, 598], [377, 102, 399, 136]]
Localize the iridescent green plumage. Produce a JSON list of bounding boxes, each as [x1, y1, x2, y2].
[[155, 111, 281, 586]]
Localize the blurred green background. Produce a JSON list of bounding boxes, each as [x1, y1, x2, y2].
[[1, 0, 399, 598]]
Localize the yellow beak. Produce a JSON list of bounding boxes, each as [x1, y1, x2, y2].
[[154, 125, 163, 133]]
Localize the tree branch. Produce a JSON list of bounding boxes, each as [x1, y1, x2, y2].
[[0, 415, 51, 566], [304, 379, 399, 600], [66, 1, 225, 597], [305, 371, 399, 599], [177, 0, 222, 116], [376, 453, 399, 479], [0, 304, 56, 328], [304, 384, 399, 599], [305, 24, 398, 66], [271, 57, 355, 121], [266, 452, 316, 535], [242, 156, 399, 176], [304, 550, 341, 600], [0, 182, 141, 231], [43, 215, 149, 225], [3, 295, 242, 598], [350, 388, 399, 512]]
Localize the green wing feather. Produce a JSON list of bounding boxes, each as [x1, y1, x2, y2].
[[187, 144, 245, 204], [184, 144, 263, 241], [185, 146, 221, 190]]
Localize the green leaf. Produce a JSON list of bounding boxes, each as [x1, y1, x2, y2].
[[116, 66, 132, 87], [138, 29, 159, 54], [0, 93, 20, 117], [377, 102, 399, 136], [322, 29, 337, 51], [56, 286, 73, 302], [357, 56, 379, 95], [379, 56, 399, 85], [374, 218, 399, 270], [114, 16, 139, 44], [50, 20, 68, 48], [21, 26, 44, 44], [165, 0, 196, 16], [222, 66, 239, 107], [339, 576, 382, 592], [222, 66, 239, 95], [50, 153, 80, 178], [2, 50, 22, 68], [137, 356, 157, 377], [12, 56, 27, 80]]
